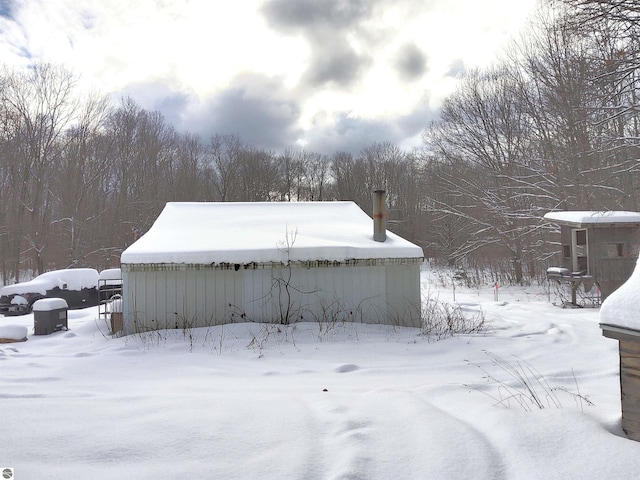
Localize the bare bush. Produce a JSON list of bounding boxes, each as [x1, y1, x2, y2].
[[466, 350, 593, 412], [420, 292, 488, 340]]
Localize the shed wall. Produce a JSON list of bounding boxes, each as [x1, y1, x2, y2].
[[591, 226, 637, 298], [557, 225, 640, 299], [122, 260, 422, 333]]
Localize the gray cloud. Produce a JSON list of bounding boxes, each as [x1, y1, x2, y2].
[[306, 42, 371, 87], [154, 92, 190, 128], [115, 75, 435, 155], [0, 0, 15, 20], [262, 0, 373, 31], [262, 0, 375, 88], [304, 100, 437, 155], [115, 74, 302, 151], [179, 74, 302, 151], [113, 81, 189, 128], [395, 43, 428, 82], [0, 1, 29, 60], [192, 89, 301, 150]]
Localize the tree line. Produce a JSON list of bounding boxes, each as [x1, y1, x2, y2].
[[1, 0, 639, 285], [0, 67, 427, 284]]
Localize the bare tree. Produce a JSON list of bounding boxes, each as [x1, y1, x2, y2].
[[540, 1, 640, 208], [101, 98, 176, 251], [51, 92, 111, 268], [165, 132, 207, 202], [425, 65, 550, 283], [237, 147, 279, 201], [277, 149, 331, 201], [0, 63, 81, 276], [553, 0, 640, 27], [206, 134, 242, 201]]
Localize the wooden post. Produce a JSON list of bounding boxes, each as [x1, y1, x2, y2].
[[601, 324, 640, 441], [111, 312, 123, 335], [620, 339, 640, 439]]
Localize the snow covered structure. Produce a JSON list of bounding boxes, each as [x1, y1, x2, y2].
[[120, 201, 424, 334], [0, 268, 100, 315], [600, 257, 640, 442], [544, 211, 640, 303]]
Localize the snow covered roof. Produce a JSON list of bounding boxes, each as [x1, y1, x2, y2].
[[544, 211, 640, 228], [121, 202, 424, 264], [600, 256, 640, 331], [32, 298, 68, 311], [99, 268, 121, 281], [99, 268, 122, 286]]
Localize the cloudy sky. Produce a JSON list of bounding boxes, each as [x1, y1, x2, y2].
[[0, 0, 536, 154]]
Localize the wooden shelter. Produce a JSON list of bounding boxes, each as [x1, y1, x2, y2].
[[544, 211, 640, 305]]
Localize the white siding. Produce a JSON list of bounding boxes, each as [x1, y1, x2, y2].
[[242, 269, 273, 322], [122, 260, 422, 334], [385, 263, 421, 325]]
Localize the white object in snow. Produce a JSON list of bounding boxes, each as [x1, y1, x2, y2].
[[0, 324, 28, 341]]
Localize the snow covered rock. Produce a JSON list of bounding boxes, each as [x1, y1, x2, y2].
[[0, 324, 28, 343]]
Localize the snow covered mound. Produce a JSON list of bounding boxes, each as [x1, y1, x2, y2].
[[0, 324, 28, 342]]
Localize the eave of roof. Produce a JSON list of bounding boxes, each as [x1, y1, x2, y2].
[[544, 211, 640, 228]]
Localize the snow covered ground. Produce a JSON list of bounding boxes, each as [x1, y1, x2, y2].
[[1, 267, 639, 479]]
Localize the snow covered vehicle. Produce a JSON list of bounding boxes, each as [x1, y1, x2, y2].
[[0, 268, 100, 316]]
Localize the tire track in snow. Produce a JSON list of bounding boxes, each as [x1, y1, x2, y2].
[[402, 390, 508, 480], [307, 395, 375, 480], [307, 389, 507, 480]]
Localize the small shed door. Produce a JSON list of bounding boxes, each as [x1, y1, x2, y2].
[[572, 228, 588, 273]]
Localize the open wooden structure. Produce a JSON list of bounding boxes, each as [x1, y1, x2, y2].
[[544, 211, 640, 306]]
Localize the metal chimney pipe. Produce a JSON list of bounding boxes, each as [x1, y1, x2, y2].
[[373, 189, 387, 242]]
